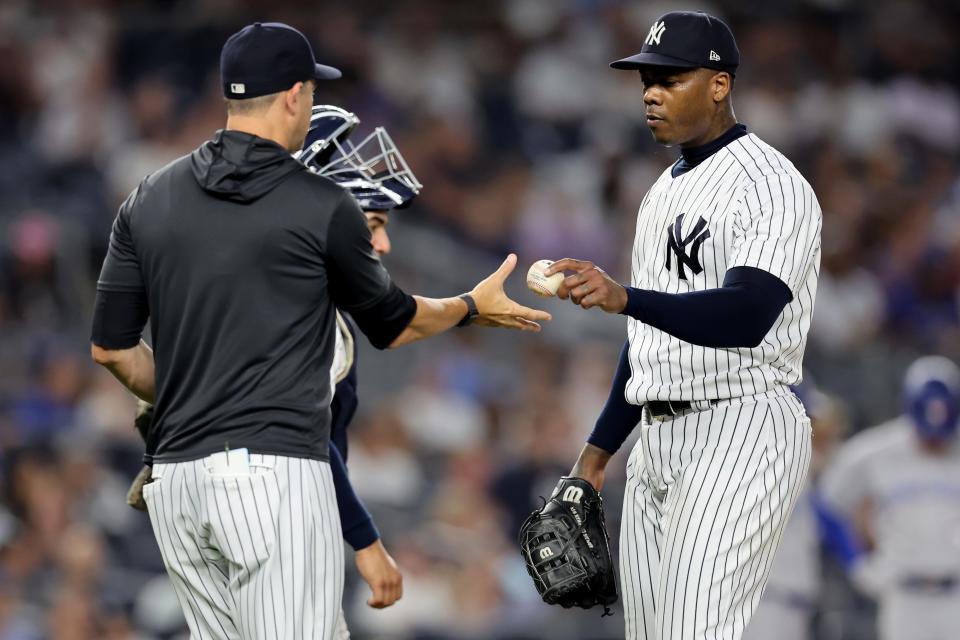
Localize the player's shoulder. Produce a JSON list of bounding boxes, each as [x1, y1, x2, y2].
[[837, 417, 914, 462], [725, 133, 814, 192], [282, 166, 363, 227], [290, 166, 352, 200], [650, 164, 676, 188], [140, 152, 192, 192], [821, 418, 911, 494], [118, 152, 194, 220]]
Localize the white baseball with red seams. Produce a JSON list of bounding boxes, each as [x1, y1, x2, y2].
[[526, 259, 564, 297]]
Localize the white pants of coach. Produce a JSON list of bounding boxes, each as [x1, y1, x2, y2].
[[620, 387, 812, 640], [143, 452, 344, 639]]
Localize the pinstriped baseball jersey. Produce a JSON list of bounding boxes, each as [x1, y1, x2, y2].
[[625, 133, 822, 403]]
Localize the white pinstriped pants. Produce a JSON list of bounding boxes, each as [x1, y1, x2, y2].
[[143, 453, 344, 639], [620, 387, 812, 640]]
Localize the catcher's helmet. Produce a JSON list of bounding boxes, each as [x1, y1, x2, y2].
[[295, 105, 421, 212], [297, 105, 359, 168], [904, 356, 960, 442]]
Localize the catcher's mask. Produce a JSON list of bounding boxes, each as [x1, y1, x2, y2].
[[904, 356, 960, 443], [295, 105, 421, 212]]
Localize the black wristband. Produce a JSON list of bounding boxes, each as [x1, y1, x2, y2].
[[456, 293, 479, 327]]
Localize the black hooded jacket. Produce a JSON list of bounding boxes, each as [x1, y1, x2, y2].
[[92, 130, 415, 463]]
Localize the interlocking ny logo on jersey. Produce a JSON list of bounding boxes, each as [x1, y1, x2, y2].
[[645, 21, 666, 46], [665, 213, 711, 280]]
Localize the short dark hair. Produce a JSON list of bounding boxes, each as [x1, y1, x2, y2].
[[224, 81, 312, 116], [225, 92, 281, 116]]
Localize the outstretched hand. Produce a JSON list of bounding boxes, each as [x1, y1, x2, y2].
[[546, 258, 628, 314], [471, 254, 552, 331]]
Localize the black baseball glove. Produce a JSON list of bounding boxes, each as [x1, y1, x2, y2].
[[518, 476, 618, 615]]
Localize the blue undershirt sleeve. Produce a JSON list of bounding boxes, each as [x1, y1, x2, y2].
[[620, 266, 792, 349], [586, 342, 646, 454], [329, 441, 380, 551]]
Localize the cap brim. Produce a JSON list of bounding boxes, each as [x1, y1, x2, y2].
[[610, 52, 698, 71], [314, 63, 342, 80]]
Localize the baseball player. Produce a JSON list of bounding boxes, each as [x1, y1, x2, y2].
[[90, 22, 549, 640], [743, 385, 855, 640], [819, 356, 960, 640], [300, 105, 420, 635], [123, 105, 415, 636], [542, 11, 823, 639]]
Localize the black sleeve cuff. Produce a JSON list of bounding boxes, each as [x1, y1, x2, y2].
[[620, 287, 648, 321], [343, 519, 381, 551], [91, 289, 149, 349], [349, 283, 417, 350]]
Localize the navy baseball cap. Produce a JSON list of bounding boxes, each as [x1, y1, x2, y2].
[[221, 22, 342, 99], [611, 11, 739, 75]]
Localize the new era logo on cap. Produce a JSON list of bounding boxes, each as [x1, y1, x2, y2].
[[709, 50, 721, 62], [230, 83, 246, 94]]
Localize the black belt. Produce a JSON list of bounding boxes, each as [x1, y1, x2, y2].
[[645, 399, 718, 420], [899, 575, 957, 593]]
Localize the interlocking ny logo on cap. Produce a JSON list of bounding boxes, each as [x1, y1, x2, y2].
[[645, 21, 666, 46]]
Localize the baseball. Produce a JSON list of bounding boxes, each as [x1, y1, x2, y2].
[[526, 260, 564, 297]]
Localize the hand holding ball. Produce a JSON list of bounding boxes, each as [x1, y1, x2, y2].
[[526, 260, 564, 297]]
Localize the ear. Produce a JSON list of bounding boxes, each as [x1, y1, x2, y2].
[[712, 72, 732, 103], [283, 81, 306, 114]]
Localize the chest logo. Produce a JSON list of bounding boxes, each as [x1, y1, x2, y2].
[[665, 213, 711, 280]]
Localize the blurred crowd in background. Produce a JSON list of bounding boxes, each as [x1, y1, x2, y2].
[[1, 0, 959, 638]]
